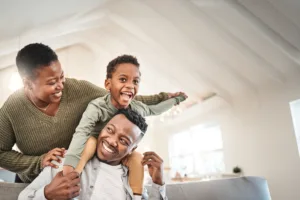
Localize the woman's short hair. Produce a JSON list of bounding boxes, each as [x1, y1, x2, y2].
[[16, 43, 58, 78]]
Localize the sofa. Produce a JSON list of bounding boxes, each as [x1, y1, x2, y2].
[[0, 176, 271, 200]]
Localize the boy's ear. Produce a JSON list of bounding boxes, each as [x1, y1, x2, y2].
[[104, 79, 111, 91]]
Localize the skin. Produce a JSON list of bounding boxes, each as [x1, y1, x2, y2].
[[45, 114, 164, 199], [105, 63, 140, 109], [96, 114, 141, 165], [23, 60, 65, 116], [22, 60, 66, 168]]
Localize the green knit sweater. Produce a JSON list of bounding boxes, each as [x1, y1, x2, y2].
[[0, 78, 168, 183]]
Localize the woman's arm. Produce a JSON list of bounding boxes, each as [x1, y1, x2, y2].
[[0, 109, 43, 181]]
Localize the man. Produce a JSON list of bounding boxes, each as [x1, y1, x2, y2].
[[18, 109, 167, 200]]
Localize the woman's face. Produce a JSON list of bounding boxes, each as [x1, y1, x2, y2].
[[26, 61, 65, 104]]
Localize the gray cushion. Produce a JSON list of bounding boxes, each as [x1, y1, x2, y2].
[[1, 176, 271, 200]]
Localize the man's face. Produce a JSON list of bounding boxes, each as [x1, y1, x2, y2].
[[97, 114, 142, 165]]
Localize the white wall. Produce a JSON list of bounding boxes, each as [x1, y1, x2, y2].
[[151, 78, 300, 200]]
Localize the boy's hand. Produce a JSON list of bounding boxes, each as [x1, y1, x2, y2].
[[63, 165, 75, 176], [168, 92, 188, 105], [168, 92, 188, 99], [41, 147, 65, 169]]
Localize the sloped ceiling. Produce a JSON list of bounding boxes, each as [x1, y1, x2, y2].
[[0, 0, 300, 109]]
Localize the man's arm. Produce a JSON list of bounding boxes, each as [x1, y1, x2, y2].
[[18, 166, 54, 200], [18, 162, 80, 200], [141, 152, 168, 200]]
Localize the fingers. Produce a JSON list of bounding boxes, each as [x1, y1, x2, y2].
[[69, 176, 80, 187], [49, 155, 62, 163], [142, 152, 163, 166], [168, 92, 188, 99], [143, 152, 163, 161], [66, 171, 80, 180], [180, 92, 188, 99], [47, 162, 59, 169], [42, 147, 65, 168], [49, 148, 65, 157]]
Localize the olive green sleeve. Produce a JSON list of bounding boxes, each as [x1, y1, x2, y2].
[[134, 92, 169, 105]]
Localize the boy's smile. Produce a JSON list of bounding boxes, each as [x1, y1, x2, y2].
[[105, 63, 140, 109]]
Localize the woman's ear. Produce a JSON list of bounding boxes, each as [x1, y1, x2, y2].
[[104, 79, 111, 91], [23, 77, 32, 90]]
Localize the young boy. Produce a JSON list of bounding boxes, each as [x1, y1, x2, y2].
[[63, 55, 186, 196]]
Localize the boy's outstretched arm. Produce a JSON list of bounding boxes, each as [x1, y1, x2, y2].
[[64, 98, 109, 173], [135, 92, 169, 105], [75, 136, 97, 173], [133, 92, 187, 116]]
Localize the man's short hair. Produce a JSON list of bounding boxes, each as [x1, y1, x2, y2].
[[114, 109, 148, 135]]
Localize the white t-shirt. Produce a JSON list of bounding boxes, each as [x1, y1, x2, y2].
[[90, 162, 126, 200]]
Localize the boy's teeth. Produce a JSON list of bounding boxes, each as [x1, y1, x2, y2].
[[122, 94, 130, 101]]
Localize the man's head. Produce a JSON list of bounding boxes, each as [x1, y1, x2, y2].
[[105, 55, 141, 109], [97, 109, 148, 165]]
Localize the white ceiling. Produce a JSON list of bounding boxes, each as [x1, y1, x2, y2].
[[0, 0, 300, 108]]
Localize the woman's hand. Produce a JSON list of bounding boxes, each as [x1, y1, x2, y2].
[[41, 148, 66, 169]]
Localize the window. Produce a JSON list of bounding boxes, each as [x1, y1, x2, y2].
[[290, 99, 300, 156], [169, 124, 225, 177]]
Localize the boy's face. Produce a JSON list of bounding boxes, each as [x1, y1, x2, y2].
[[96, 114, 142, 165], [105, 63, 140, 109]]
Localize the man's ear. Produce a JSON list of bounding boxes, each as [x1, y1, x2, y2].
[[104, 79, 111, 91], [130, 145, 138, 154]]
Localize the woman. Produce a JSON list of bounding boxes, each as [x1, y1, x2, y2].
[[0, 43, 169, 183]]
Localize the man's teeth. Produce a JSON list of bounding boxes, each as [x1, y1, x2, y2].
[[103, 142, 114, 153]]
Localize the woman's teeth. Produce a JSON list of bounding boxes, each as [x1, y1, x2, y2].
[[53, 91, 62, 98]]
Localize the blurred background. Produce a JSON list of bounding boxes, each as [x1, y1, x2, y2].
[[1, 1, 300, 199]]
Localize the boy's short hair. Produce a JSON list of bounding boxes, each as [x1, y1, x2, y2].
[[114, 108, 148, 136], [16, 43, 58, 78], [106, 55, 140, 79]]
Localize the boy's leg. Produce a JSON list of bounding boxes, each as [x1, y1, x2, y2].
[[122, 151, 144, 195], [75, 136, 97, 173]]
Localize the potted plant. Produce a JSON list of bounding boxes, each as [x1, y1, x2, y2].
[[233, 166, 242, 176]]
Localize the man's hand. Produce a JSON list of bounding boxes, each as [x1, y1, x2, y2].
[[63, 165, 75, 176], [42, 148, 66, 169], [44, 171, 80, 200], [142, 151, 164, 186]]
